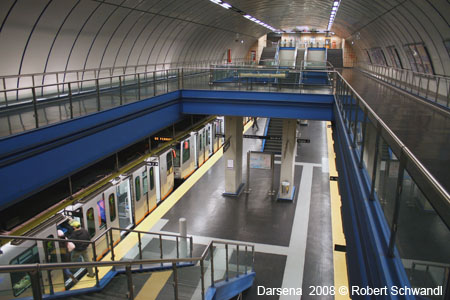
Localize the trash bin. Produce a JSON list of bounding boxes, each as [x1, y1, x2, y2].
[[281, 181, 290, 194]]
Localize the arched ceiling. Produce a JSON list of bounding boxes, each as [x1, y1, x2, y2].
[[0, 0, 449, 78]]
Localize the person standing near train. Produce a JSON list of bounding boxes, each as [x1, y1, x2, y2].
[[68, 221, 95, 278]]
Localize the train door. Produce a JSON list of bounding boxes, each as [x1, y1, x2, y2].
[[81, 193, 109, 260], [104, 185, 120, 251], [192, 131, 199, 168], [197, 128, 205, 167], [35, 226, 64, 294], [213, 119, 222, 152], [206, 124, 212, 158], [181, 136, 195, 179], [147, 157, 161, 205], [131, 165, 149, 225], [116, 177, 134, 234], [159, 149, 174, 201]]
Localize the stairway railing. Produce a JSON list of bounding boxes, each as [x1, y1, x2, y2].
[[0, 227, 194, 292], [0, 232, 255, 300]]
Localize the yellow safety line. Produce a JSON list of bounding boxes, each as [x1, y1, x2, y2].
[[326, 121, 350, 300], [73, 117, 254, 290], [135, 271, 173, 300]]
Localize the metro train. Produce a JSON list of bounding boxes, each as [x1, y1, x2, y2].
[[0, 116, 232, 299]]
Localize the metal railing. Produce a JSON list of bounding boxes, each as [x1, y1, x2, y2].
[[359, 63, 450, 108], [0, 227, 194, 289], [0, 233, 255, 300], [0, 58, 249, 95], [335, 72, 449, 298]]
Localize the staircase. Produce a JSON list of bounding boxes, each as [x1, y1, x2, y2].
[[296, 49, 305, 68], [264, 119, 283, 154], [327, 49, 343, 68], [259, 47, 277, 65]]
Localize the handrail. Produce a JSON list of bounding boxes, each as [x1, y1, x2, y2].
[[359, 63, 450, 108], [0, 239, 255, 300], [361, 63, 450, 79], [0, 58, 249, 81], [335, 72, 450, 227]]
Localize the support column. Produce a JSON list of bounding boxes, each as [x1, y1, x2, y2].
[[278, 119, 297, 201], [223, 116, 244, 196]]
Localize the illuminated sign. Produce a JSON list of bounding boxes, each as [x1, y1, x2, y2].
[[153, 137, 172, 141]]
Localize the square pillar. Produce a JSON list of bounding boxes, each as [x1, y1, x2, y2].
[[223, 116, 244, 196], [278, 119, 297, 200]]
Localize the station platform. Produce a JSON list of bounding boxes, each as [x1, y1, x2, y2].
[[58, 118, 345, 300]]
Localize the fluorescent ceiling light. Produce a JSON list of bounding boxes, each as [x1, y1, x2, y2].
[[244, 14, 252, 19], [210, 0, 222, 4], [220, 2, 231, 9]]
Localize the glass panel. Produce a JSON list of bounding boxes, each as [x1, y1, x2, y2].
[[167, 151, 174, 173], [362, 118, 377, 180], [109, 193, 116, 222], [150, 167, 154, 191], [374, 138, 398, 227], [86, 208, 96, 238], [10, 245, 39, 297], [396, 170, 450, 299], [117, 180, 133, 230], [97, 198, 106, 230], [45, 235, 57, 263], [354, 106, 365, 157], [183, 140, 190, 162], [135, 176, 141, 202], [174, 147, 181, 168]]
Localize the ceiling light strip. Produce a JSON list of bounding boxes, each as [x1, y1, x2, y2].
[[209, 0, 279, 32], [328, 0, 340, 31]]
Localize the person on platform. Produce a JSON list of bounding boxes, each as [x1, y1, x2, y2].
[[57, 230, 78, 283], [252, 117, 259, 130], [69, 221, 95, 278]]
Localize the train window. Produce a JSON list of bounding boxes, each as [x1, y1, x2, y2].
[[97, 199, 106, 229], [46, 235, 58, 263], [206, 129, 210, 145], [135, 176, 141, 202], [199, 133, 203, 150], [174, 146, 181, 167], [150, 167, 155, 190], [142, 170, 148, 195], [109, 193, 116, 222], [167, 151, 174, 173], [183, 140, 190, 162], [10, 246, 39, 296], [86, 208, 96, 238]]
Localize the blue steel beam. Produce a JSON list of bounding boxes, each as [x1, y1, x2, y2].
[[181, 90, 334, 121], [0, 92, 182, 209], [0, 89, 335, 210]]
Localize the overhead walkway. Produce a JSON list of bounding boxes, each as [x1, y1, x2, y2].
[[338, 68, 450, 194]]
